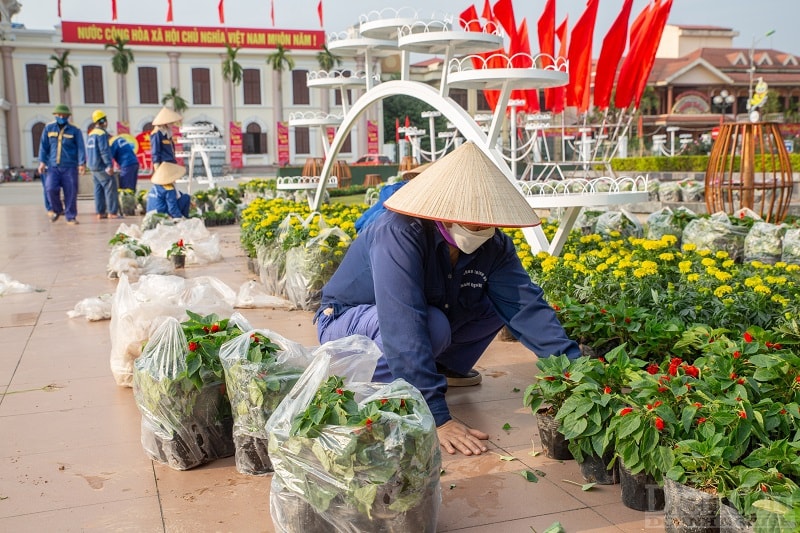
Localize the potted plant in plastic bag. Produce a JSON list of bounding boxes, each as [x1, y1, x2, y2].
[[167, 239, 192, 269], [267, 336, 442, 533], [220, 329, 312, 476], [133, 313, 247, 470]]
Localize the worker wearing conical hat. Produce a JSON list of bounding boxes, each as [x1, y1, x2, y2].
[[146, 162, 190, 219], [150, 106, 182, 169], [315, 142, 580, 457]]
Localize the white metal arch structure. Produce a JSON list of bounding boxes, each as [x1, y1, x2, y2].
[[310, 79, 512, 212]]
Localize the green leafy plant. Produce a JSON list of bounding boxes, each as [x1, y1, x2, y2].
[[180, 311, 244, 389], [167, 239, 192, 259], [107, 232, 151, 256]]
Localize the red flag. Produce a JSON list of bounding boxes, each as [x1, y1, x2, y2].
[[395, 117, 400, 144], [270, 0, 275, 26], [567, 0, 599, 113], [166, 0, 174, 23], [111, 0, 117, 21], [593, 0, 633, 110], [317, 1, 323, 28], [614, 0, 657, 110], [492, 0, 517, 45], [632, 0, 673, 107], [537, 0, 556, 109], [459, 5, 481, 31], [481, 0, 492, 23], [512, 18, 539, 113], [551, 16, 569, 114], [218, 0, 225, 24], [57, 0, 62, 18]]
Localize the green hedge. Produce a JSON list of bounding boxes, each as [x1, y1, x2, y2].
[[609, 154, 800, 173]]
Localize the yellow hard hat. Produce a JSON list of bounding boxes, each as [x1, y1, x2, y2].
[[92, 110, 107, 123]]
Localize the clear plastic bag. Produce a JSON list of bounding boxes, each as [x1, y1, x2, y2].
[[682, 212, 749, 262], [220, 328, 312, 475], [594, 210, 643, 240], [109, 274, 235, 387], [0, 273, 37, 295], [781, 228, 800, 265], [267, 336, 442, 533], [235, 280, 293, 309], [658, 181, 681, 203], [67, 294, 113, 321], [284, 224, 351, 311], [133, 317, 234, 470], [744, 222, 785, 265]]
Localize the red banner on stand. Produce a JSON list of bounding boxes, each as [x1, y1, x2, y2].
[[367, 120, 379, 154], [326, 127, 336, 145], [135, 130, 153, 174], [229, 121, 243, 168], [277, 122, 290, 166]]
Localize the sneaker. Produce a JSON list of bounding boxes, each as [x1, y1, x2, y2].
[[50, 212, 60, 222], [437, 364, 482, 387], [66, 219, 79, 225]]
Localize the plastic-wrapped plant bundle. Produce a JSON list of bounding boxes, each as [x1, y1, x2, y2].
[[781, 228, 800, 265], [118, 188, 137, 216], [682, 212, 749, 262], [678, 179, 705, 202], [133, 316, 236, 470], [267, 336, 442, 533], [658, 181, 681, 203], [744, 221, 785, 265], [594, 210, 642, 240], [574, 208, 606, 236], [284, 226, 351, 311], [220, 329, 312, 475]]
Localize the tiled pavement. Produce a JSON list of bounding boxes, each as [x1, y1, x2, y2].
[[0, 183, 665, 532]]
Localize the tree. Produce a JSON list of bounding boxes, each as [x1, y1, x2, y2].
[[316, 44, 342, 72], [221, 43, 243, 121], [105, 37, 135, 124], [161, 87, 188, 114], [316, 44, 342, 114], [47, 50, 78, 105], [266, 45, 295, 125]]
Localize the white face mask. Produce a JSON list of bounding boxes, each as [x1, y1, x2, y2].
[[448, 223, 495, 254]]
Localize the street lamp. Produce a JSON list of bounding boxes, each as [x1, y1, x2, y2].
[[712, 90, 735, 114], [748, 29, 776, 121]]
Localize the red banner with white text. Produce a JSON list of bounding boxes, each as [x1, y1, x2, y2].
[[61, 21, 324, 49], [277, 122, 290, 166], [229, 121, 243, 169]]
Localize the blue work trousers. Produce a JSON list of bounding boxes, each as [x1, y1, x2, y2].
[[46, 166, 79, 221], [118, 164, 139, 191], [316, 303, 503, 382], [92, 170, 120, 216]]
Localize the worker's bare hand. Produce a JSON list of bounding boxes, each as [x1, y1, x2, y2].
[[437, 420, 489, 456]]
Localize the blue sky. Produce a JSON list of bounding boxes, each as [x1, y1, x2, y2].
[[16, 0, 798, 55]]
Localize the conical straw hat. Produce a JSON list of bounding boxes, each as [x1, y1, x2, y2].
[[150, 162, 186, 185], [152, 106, 182, 126], [384, 141, 540, 227]]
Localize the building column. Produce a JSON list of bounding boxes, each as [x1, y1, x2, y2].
[[167, 52, 180, 93], [2, 46, 20, 167], [666, 85, 674, 114]]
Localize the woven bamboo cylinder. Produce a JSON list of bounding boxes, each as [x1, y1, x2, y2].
[[704, 122, 793, 223]]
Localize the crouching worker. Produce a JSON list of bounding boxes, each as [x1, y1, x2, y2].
[[146, 162, 190, 219], [314, 142, 581, 458]]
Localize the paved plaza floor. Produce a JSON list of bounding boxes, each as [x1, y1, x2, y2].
[[0, 181, 665, 532]]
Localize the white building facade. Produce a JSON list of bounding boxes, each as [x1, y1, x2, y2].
[[0, 19, 379, 171]]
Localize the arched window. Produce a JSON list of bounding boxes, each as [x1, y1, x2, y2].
[[32, 122, 45, 158], [244, 122, 267, 154]]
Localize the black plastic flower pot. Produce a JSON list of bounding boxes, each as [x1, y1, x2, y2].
[[234, 434, 273, 476], [578, 451, 619, 485], [619, 460, 664, 511], [663, 477, 720, 532], [535, 409, 573, 460], [171, 254, 186, 269]]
